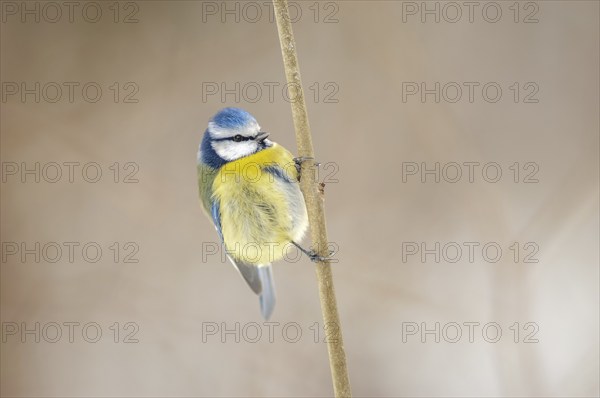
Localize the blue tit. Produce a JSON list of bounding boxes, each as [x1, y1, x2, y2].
[[197, 107, 309, 319]]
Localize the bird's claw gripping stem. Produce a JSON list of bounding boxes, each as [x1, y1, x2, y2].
[[293, 156, 321, 180], [292, 241, 336, 263]]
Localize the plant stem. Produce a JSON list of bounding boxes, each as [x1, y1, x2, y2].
[[272, 1, 352, 397]]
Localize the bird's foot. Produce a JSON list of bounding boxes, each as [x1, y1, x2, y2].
[[293, 156, 321, 181], [291, 241, 337, 263]]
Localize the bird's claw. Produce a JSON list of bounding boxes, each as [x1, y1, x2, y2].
[[294, 156, 320, 166], [307, 248, 337, 263], [293, 156, 321, 180], [292, 241, 337, 263]]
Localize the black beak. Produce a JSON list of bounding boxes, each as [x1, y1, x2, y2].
[[255, 132, 269, 142]]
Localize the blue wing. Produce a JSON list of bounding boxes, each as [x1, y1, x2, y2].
[[264, 165, 295, 183], [210, 200, 224, 242]]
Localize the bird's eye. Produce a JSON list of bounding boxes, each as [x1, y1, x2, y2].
[[232, 135, 243, 142]]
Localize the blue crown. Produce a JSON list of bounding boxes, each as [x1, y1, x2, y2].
[[210, 107, 256, 130]]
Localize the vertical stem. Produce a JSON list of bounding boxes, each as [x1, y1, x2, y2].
[[272, 1, 351, 397]]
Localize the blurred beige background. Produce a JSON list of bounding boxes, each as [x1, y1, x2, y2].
[[1, 1, 598, 397]]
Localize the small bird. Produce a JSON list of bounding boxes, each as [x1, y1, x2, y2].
[[197, 107, 309, 319]]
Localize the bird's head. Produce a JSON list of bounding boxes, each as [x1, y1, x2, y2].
[[203, 107, 272, 163]]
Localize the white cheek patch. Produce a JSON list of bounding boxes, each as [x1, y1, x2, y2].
[[212, 140, 258, 161]]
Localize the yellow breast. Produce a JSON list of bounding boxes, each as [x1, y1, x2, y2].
[[212, 144, 301, 264]]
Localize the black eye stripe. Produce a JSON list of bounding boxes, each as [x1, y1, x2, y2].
[[213, 134, 257, 142]]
